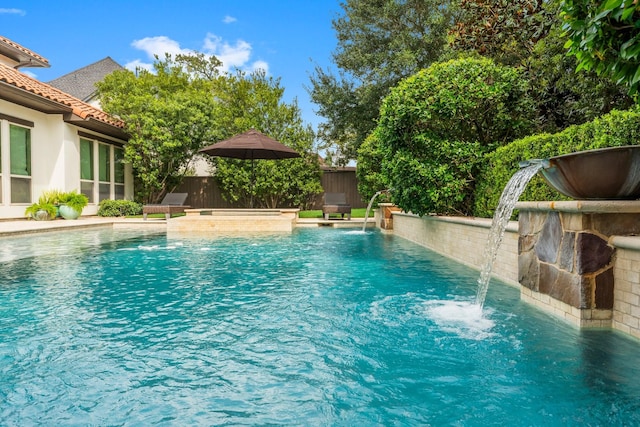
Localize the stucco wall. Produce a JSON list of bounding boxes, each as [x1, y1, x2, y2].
[[0, 99, 132, 218]]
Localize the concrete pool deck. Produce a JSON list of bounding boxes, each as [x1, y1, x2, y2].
[[0, 215, 374, 236]]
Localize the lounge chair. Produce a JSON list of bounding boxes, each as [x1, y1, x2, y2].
[[143, 193, 190, 220], [322, 192, 351, 220]]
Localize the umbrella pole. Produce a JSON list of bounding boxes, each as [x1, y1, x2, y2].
[[250, 158, 255, 208]]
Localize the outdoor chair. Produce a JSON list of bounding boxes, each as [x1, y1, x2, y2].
[[143, 193, 190, 220], [322, 192, 351, 220]]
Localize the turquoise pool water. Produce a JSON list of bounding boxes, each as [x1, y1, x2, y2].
[[1, 228, 640, 425]]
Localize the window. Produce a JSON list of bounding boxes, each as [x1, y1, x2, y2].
[[80, 138, 94, 203], [98, 143, 111, 201], [10, 124, 31, 203], [0, 125, 2, 204], [114, 147, 125, 200]]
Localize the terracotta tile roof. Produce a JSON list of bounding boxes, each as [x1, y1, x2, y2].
[[0, 62, 124, 129], [0, 36, 49, 67]]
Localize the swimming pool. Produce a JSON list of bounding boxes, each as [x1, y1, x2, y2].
[[1, 228, 639, 425]]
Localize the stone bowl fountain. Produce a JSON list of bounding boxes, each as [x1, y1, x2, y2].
[[539, 145, 640, 200]]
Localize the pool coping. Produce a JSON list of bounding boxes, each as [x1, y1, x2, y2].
[[0, 215, 375, 236]]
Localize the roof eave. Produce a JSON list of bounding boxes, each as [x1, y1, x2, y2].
[[0, 80, 73, 114], [0, 81, 129, 141], [63, 113, 129, 141]]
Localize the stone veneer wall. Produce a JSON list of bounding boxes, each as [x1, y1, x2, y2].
[[517, 201, 640, 332], [390, 212, 519, 286]]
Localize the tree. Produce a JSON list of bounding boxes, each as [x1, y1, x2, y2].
[[208, 69, 323, 209], [355, 128, 391, 202], [98, 53, 322, 208], [562, 0, 640, 94], [97, 54, 218, 203], [308, 0, 455, 164], [449, 0, 550, 66], [373, 57, 535, 216], [526, 19, 634, 132], [450, 0, 634, 131]]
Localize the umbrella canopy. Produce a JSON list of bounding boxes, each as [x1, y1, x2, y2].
[[199, 129, 300, 160], [198, 129, 301, 208]]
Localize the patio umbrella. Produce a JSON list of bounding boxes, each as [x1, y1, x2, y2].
[[199, 129, 301, 207]]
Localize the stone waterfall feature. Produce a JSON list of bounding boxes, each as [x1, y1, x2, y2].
[[517, 201, 640, 327]]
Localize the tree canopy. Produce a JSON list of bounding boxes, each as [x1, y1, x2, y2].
[[98, 53, 322, 207], [449, 0, 550, 66], [562, 0, 640, 94], [308, 0, 454, 164], [97, 54, 218, 203], [206, 69, 322, 209]]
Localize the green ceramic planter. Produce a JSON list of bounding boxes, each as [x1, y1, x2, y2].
[[58, 204, 80, 220]]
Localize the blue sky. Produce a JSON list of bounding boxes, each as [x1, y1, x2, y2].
[[0, 1, 342, 130]]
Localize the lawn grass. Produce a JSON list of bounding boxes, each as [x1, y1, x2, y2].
[[133, 209, 372, 219], [299, 208, 372, 218]]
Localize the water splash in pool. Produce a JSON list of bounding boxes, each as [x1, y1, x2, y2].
[[475, 163, 544, 309], [423, 300, 495, 340]]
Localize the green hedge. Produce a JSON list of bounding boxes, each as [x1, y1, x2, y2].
[[97, 200, 142, 217], [474, 106, 640, 218]]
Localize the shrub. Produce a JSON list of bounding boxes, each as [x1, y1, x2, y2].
[[97, 200, 142, 217], [474, 106, 640, 217], [356, 129, 392, 203], [375, 57, 535, 215]]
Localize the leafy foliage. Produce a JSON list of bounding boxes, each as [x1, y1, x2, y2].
[[562, 0, 640, 94], [355, 129, 391, 203], [98, 53, 321, 208], [97, 54, 218, 204], [450, 0, 633, 133], [374, 58, 535, 215], [207, 70, 323, 209], [474, 106, 640, 217], [25, 202, 57, 220], [309, 0, 455, 163], [526, 17, 634, 132], [378, 57, 535, 148], [450, 0, 550, 66], [59, 190, 89, 214], [97, 200, 143, 217]]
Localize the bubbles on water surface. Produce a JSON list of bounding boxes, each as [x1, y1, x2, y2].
[[423, 300, 495, 340], [367, 294, 496, 340]]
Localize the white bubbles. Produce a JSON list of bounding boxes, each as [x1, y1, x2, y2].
[[422, 300, 495, 340]]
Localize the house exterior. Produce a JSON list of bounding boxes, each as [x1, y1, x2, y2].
[[0, 36, 132, 218], [48, 56, 124, 107]]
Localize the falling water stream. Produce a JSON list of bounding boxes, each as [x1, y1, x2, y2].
[[362, 189, 391, 232], [475, 162, 545, 308]]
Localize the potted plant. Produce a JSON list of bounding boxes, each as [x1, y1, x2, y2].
[[25, 201, 57, 221], [58, 190, 89, 220], [39, 188, 64, 217]]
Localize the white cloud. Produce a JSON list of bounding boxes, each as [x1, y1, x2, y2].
[[124, 59, 153, 73], [128, 33, 268, 74], [223, 15, 237, 24], [250, 60, 269, 74], [131, 36, 193, 59], [203, 33, 252, 71], [0, 8, 25, 15]]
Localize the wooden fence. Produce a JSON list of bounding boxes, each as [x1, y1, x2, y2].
[[174, 167, 367, 209]]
